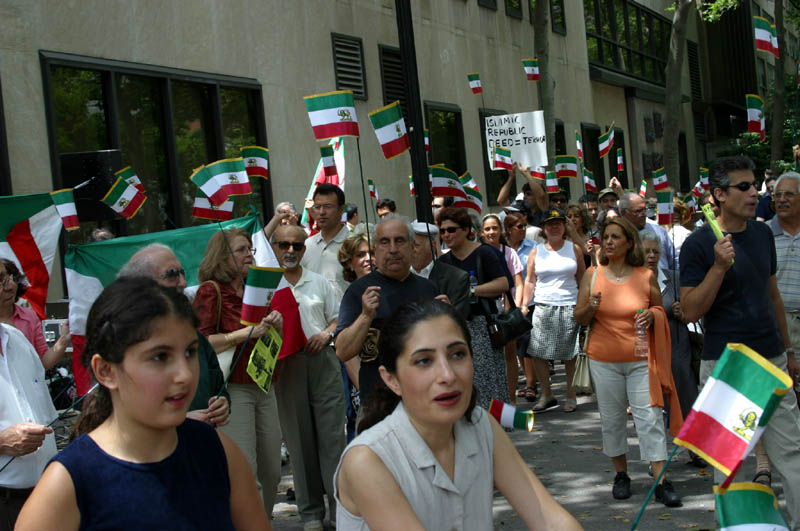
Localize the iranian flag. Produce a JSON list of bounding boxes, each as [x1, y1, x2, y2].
[[241, 266, 285, 326], [575, 130, 583, 160], [657, 189, 674, 225], [430, 166, 467, 199], [424, 128, 430, 153], [191, 158, 252, 206], [638, 178, 648, 198], [454, 187, 483, 214], [240, 146, 269, 179], [101, 177, 146, 219], [489, 399, 533, 431], [714, 482, 789, 531], [674, 343, 794, 483], [522, 58, 539, 81], [770, 24, 780, 58], [459, 171, 479, 191], [617, 148, 624, 172], [754, 17, 773, 54], [319, 145, 339, 182], [652, 168, 669, 190], [467, 72, 482, 94], [368, 178, 378, 200], [0, 193, 62, 319], [192, 189, 234, 221], [747, 94, 766, 142], [598, 123, 615, 158], [115, 166, 145, 194], [583, 168, 598, 194], [304, 90, 359, 140], [368, 100, 410, 160], [409, 175, 415, 196], [530, 167, 546, 181], [545, 171, 560, 194], [50, 189, 80, 232], [699, 167, 710, 191], [555, 155, 579, 178], [493, 146, 513, 171], [300, 138, 346, 227]]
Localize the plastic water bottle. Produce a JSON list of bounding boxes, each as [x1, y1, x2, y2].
[[634, 309, 649, 358], [469, 270, 478, 296]]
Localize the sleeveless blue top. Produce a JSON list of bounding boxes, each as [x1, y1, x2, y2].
[[53, 419, 234, 530]]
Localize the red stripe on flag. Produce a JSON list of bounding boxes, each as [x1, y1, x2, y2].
[[192, 207, 233, 221], [312, 122, 360, 140], [381, 135, 410, 160], [62, 215, 80, 230], [6, 219, 49, 319], [245, 166, 268, 178], [120, 192, 147, 219], [241, 303, 269, 326], [324, 165, 338, 178], [224, 182, 252, 196], [207, 188, 230, 206], [471, 86, 483, 94], [495, 160, 513, 171], [675, 410, 748, 474], [270, 288, 307, 359], [71, 334, 92, 396]]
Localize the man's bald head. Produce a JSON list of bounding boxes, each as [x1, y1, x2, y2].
[[118, 243, 187, 293]]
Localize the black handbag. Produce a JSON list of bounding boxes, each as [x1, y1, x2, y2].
[[476, 247, 532, 349]]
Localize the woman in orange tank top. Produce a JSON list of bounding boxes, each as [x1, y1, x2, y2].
[[574, 217, 682, 507]]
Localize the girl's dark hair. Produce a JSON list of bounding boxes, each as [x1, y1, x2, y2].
[[72, 277, 198, 439], [357, 299, 478, 433]]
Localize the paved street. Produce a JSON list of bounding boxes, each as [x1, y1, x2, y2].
[[272, 363, 790, 530]]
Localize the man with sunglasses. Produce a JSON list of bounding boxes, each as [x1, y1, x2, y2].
[[118, 244, 230, 427], [680, 156, 800, 529], [270, 225, 344, 531]]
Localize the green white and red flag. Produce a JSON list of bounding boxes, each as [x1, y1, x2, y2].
[[652, 168, 668, 191], [493, 146, 513, 171], [555, 155, 579, 178], [454, 187, 483, 214], [583, 168, 598, 194], [638, 178, 648, 198], [714, 482, 789, 531], [191, 158, 252, 206], [368, 101, 410, 160], [50, 189, 79, 232], [771, 24, 780, 58], [368, 178, 378, 200], [522, 58, 539, 81], [459, 171, 479, 191], [240, 146, 269, 179], [304, 90, 360, 140], [674, 343, 794, 483], [320, 145, 339, 182], [424, 128, 430, 152], [530, 167, 546, 181], [430, 166, 467, 199], [617, 148, 624, 172], [489, 399, 533, 431], [545, 171, 560, 194], [754, 16, 774, 54], [409, 175, 415, 196], [192, 189, 233, 221], [656, 189, 673, 225], [746, 94, 766, 142], [241, 266, 285, 326], [699, 167, 710, 191], [598, 123, 615, 158], [575, 130, 583, 160], [467, 72, 482, 94], [114, 166, 145, 194], [681, 192, 697, 213], [0, 193, 62, 319], [101, 177, 146, 219]]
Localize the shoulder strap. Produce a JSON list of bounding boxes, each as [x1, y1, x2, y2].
[[582, 267, 600, 352]]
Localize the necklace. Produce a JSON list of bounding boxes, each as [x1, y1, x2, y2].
[[606, 265, 630, 281]]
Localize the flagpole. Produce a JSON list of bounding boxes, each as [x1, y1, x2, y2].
[[355, 138, 372, 251], [629, 445, 680, 530]]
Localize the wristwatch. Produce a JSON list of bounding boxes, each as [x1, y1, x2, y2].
[[469, 285, 476, 297], [328, 330, 335, 344]]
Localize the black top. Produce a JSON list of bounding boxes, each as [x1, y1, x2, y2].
[[439, 244, 509, 317], [680, 221, 782, 360]]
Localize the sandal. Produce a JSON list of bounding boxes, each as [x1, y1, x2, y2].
[[753, 469, 771, 487], [563, 398, 578, 413], [532, 397, 558, 412]]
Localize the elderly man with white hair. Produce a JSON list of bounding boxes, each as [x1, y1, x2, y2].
[[619, 192, 677, 271]]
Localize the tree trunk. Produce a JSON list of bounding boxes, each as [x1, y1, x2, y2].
[[770, 2, 785, 171], [663, 0, 694, 191], [533, 0, 555, 164]]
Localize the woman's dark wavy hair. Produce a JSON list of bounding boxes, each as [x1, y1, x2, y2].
[[357, 298, 478, 433], [72, 277, 198, 439], [1, 258, 27, 302]]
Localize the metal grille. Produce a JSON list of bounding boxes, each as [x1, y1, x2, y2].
[[379, 45, 407, 122], [331, 34, 367, 100], [687, 40, 702, 102]]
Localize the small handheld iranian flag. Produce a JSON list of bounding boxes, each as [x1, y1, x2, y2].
[[583, 168, 598, 194], [192, 189, 233, 221], [114, 166, 145, 194], [320, 145, 338, 180], [754, 16, 774, 54], [714, 483, 789, 531], [467, 72, 482, 94], [545, 171, 560, 194], [674, 343, 794, 483], [489, 399, 533, 431], [652, 168, 668, 191], [656, 189, 674, 225], [598, 123, 615, 158], [409, 175, 415, 196], [241, 266, 285, 326], [304, 90, 359, 140], [191, 158, 252, 206], [493, 146, 513, 171], [530, 167, 546, 181], [368, 100, 410, 160], [554, 155, 578, 178], [50, 189, 79, 231], [368, 178, 378, 200], [616, 148, 624, 172], [101, 177, 146, 219], [454, 173, 483, 214], [430, 166, 467, 199], [638, 178, 648, 198], [699, 167, 710, 191], [522, 58, 539, 81], [746, 94, 766, 142], [240, 146, 269, 179], [424, 128, 430, 153], [575, 130, 583, 160], [459, 171, 478, 191]]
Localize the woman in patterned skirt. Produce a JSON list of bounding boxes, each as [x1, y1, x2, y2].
[[522, 209, 585, 413]]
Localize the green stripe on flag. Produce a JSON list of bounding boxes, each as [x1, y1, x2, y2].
[[430, 166, 458, 180], [712, 344, 794, 411], [368, 101, 403, 129], [101, 178, 129, 206], [50, 189, 75, 206], [715, 483, 789, 529], [494, 146, 511, 157], [114, 166, 136, 180], [240, 146, 268, 158], [303, 90, 355, 112], [0, 193, 55, 235], [467, 72, 480, 81], [320, 145, 334, 157], [246, 266, 284, 289], [205, 158, 246, 176]]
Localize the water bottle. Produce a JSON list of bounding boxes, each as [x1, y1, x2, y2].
[[634, 309, 649, 358], [469, 270, 478, 297]]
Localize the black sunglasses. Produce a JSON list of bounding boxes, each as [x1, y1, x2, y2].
[[275, 241, 305, 251], [160, 268, 186, 280], [441, 226, 462, 234], [726, 181, 757, 192]]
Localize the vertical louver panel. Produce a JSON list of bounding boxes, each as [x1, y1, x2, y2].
[[379, 45, 407, 122], [331, 33, 367, 100]]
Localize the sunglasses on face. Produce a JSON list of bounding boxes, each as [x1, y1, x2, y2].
[[441, 226, 462, 234], [159, 268, 186, 280], [275, 241, 305, 251], [726, 181, 757, 192]]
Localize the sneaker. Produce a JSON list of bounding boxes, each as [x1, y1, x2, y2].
[[303, 520, 324, 531], [612, 471, 631, 500], [655, 479, 682, 507]]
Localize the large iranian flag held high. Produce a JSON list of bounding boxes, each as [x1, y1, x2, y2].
[[304, 90, 359, 140], [368, 100, 410, 160], [674, 343, 794, 483], [746, 94, 766, 142], [101, 177, 147, 219], [241, 267, 285, 326], [0, 193, 62, 319], [714, 482, 789, 531], [430, 166, 467, 199], [240, 146, 269, 179]]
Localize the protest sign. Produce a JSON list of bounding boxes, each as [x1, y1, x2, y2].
[[246, 327, 283, 393], [485, 111, 547, 170]]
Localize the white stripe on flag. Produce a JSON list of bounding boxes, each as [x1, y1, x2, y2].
[[722, 524, 788, 531], [754, 27, 773, 43], [496, 155, 512, 165], [747, 108, 762, 122], [113, 186, 138, 210], [322, 155, 335, 167], [66, 268, 105, 335], [194, 197, 234, 212], [54, 202, 78, 219], [30, 205, 62, 276], [242, 285, 274, 307], [695, 376, 763, 444], [308, 107, 357, 127], [374, 119, 407, 144], [469, 80, 481, 89], [246, 156, 269, 169], [500, 404, 515, 427]]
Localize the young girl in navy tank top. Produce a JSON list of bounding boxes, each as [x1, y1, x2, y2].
[[16, 277, 271, 530]]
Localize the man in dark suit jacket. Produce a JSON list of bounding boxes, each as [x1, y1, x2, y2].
[[410, 221, 471, 319]]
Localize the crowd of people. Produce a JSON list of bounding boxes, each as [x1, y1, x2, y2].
[[1, 156, 800, 530]]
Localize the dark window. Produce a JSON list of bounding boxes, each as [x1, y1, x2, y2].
[[41, 51, 270, 243], [0, 76, 10, 196], [687, 41, 702, 102], [581, 123, 606, 189], [479, 108, 510, 207], [551, 0, 566, 34], [506, 0, 523, 19], [379, 45, 408, 122], [425, 102, 466, 176], [479, 0, 498, 9], [607, 127, 627, 188], [678, 132, 690, 192], [331, 33, 367, 100]]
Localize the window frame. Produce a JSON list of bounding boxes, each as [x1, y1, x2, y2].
[[505, 0, 523, 19], [478, 0, 498, 10], [479, 107, 510, 207], [423, 100, 467, 176], [550, 0, 567, 35], [580, 122, 606, 189], [0, 75, 11, 196]]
